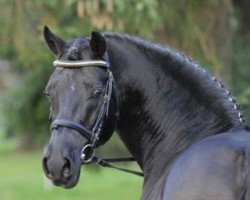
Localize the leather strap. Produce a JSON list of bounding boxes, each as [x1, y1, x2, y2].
[[51, 119, 92, 141], [53, 60, 108, 68], [92, 156, 144, 177]]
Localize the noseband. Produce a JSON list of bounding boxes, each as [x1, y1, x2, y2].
[[50, 59, 117, 164]]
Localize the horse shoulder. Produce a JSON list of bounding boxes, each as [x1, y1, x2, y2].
[[162, 131, 250, 200]]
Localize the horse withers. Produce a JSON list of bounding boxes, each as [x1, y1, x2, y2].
[[42, 26, 249, 199]]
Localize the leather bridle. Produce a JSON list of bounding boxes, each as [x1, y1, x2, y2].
[[49, 59, 143, 177], [50, 59, 117, 164]]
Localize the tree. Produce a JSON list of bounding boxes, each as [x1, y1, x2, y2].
[[231, 0, 250, 124], [0, 0, 249, 148]]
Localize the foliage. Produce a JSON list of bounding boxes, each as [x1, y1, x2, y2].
[[114, 0, 162, 37], [0, 0, 93, 144], [0, 0, 249, 147], [232, 37, 250, 124]]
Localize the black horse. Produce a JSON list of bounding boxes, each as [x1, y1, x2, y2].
[[42, 26, 250, 200]]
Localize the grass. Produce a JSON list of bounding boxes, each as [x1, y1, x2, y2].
[[0, 151, 143, 200]]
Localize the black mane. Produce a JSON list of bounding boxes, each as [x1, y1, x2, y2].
[[104, 32, 244, 127]]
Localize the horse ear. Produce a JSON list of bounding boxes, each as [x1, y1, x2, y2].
[[43, 26, 66, 56], [90, 31, 106, 58]]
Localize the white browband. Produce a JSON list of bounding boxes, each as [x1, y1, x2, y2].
[[53, 60, 108, 68]]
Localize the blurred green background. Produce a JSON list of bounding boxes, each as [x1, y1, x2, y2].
[[0, 0, 249, 199]]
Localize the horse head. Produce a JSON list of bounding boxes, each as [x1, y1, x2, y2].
[[42, 26, 118, 188]]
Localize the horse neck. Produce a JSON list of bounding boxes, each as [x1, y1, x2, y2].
[[105, 34, 243, 175]]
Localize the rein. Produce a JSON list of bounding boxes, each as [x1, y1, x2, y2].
[[50, 59, 143, 177]]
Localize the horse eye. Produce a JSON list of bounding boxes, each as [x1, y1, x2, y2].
[[44, 91, 50, 98], [93, 89, 102, 97]]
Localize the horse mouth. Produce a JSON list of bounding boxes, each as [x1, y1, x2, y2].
[[43, 157, 82, 189], [62, 176, 80, 189], [51, 169, 81, 189]]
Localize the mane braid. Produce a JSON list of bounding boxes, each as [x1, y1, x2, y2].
[[104, 32, 245, 126]]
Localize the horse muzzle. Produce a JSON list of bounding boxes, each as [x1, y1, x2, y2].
[[42, 145, 81, 188]]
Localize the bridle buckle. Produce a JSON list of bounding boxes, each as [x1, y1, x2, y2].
[[81, 144, 95, 164]]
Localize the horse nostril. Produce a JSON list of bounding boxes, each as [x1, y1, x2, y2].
[[42, 157, 53, 180], [62, 157, 71, 179]]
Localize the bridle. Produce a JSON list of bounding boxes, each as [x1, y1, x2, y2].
[[49, 59, 143, 177], [50, 59, 117, 164]]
